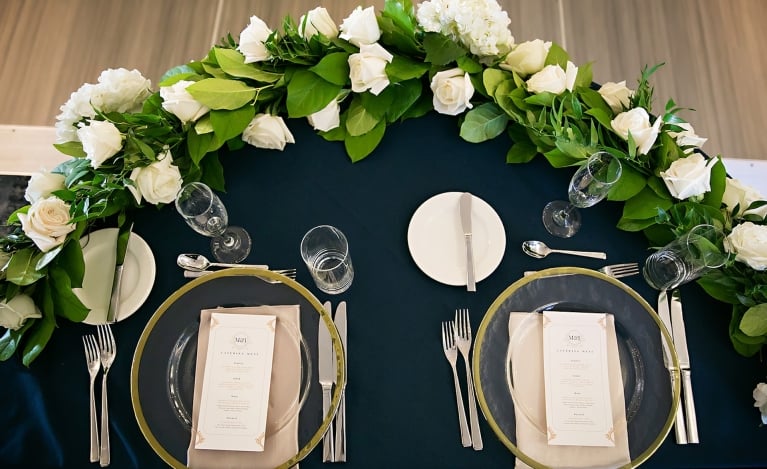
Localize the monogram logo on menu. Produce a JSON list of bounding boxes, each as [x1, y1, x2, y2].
[[232, 331, 248, 348], [566, 329, 584, 347]]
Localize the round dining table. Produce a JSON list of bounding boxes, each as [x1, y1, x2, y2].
[[1, 112, 764, 468]]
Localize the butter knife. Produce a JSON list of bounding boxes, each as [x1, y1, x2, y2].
[[671, 289, 699, 443], [658, 290, 687, 444], [319, 302, 335, 462], [106, 221, 133, 323], [459, 193, 476, 292], [333, 301, 347, 462]]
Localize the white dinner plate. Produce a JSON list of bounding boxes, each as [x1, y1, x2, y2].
[[74, 228, 156, 324], [407, 191, 506, 286]]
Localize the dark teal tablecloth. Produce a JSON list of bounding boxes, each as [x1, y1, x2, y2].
[[1, 113, 765, 468]]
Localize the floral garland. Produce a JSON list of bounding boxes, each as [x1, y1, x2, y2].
[[0, 0, 765, 416]]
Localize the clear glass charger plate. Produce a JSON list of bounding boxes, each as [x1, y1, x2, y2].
[[130, 268, 345, 469], [473, 267, 680, 469]]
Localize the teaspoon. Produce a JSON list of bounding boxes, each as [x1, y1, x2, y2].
[[177, 253, 267, 272], [521, 240, 607, 259]]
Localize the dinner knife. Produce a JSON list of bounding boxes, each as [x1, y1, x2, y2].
[[459, 192, 476, 292], [333, 301, 347, 462], [106, 221, 133, 323], [671, 289, 699, 443], [658, 290, 687, 444], [319, 301, 335, 462]]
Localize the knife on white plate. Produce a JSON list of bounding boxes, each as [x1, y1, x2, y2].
[[658, 290, 687, 444], [459, 193, 476, 292], [333, 301, 347, 462], [671, 289, 699, 443], [319, 302, 335, 462]]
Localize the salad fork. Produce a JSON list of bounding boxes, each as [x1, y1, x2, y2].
[[598, 262, 639, 279], [82, 335, 100, 462], [441, 321, 471, 447], [97, 324, 116, 467], [454, 308, 483, 450]]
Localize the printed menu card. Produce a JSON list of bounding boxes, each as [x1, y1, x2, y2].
[[542, 311, 614, 447], [194, 312, 277, 452]]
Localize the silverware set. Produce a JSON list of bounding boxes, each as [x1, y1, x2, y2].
[[441, 308, 482, 449], [319, 301, 348, 463], [81, 324, 117, 466]]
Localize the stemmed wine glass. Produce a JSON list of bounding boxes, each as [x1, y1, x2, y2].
[[542, 151, 622, 238], [175, 182, 251, 263]]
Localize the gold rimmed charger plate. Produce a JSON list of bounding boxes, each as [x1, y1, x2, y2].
[[130, 268, 345, 468], [472, 267, 680, 468]]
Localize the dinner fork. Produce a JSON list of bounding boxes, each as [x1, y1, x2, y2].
[[97, 324, 116, 467], [82, 335, 100, 462], [441, 321, 472, 447], [454, 308, 483, 450], [598, 262, 639, 279]]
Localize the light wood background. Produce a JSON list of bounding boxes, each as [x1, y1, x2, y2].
[[1, 0, 766, 160]]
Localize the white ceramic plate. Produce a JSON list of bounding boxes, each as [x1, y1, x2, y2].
[[74, 228, 156, 324], [407, 192, 506, 286]]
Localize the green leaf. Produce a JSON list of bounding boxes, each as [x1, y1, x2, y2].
[[607, 164, 647, 201], [379, 0, 420, 55], [456, 56, 483, 74], [345, 121, 386, 162], [56, 237, 85, 288], [740, 303, 767, 337], [194, 115, 214, 135], [622, 186, 674, 220], [697, 270, 742, 305], [346, 97, 381, 136], [524, 92, 556, 107], [210, 106, 256, 143], [200, 152, 226, 192], [459, 103, 509, 143], [484, 68, 512, 98], [21, 313, 55, 367], [616, 216, 657, 232], [544, 43, 569, 68], [543, 148, 579, 168], [34, 245, 63, 270], [6, 249, 45, 286], [574, 62, 593, 89], [0, 322, 33, 361], [579, 88, 612, 115], [702, 157, 726, 208], [423, 32, 467, 65], [187, 78, 257, 110], [53, 141, 86, 158], [159, 64, 198, 85], [187, 129, 219, 166], [506, 141, 538, 164], [585, 107, 614, 129], [309, 52, 351, 86], [381, 79, 422, 122], [48, 266, 89, 323], [214, 48, 282, 83], [386, 55, 429, 83], [286, 70, 341, 118], [730, 309, 766, 357]]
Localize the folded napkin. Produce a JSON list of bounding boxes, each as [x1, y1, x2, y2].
[[508, 312, 630, 469], [187, 305, 302, 469], [73, 229, 118, 323]]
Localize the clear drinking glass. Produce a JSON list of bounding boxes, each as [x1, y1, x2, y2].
[[300, 225, 354, 294], [175, 182, 251, 263], [643, 224, 729, 290], [542, 151, 623, 238]]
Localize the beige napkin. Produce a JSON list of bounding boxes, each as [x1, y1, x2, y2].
[[508, 312, 631, 469], [187, 305, 302, 469], [73, 229, 118, 323]]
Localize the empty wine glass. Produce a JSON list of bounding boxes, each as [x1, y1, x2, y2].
[[175, 182, 251, 263], [542, 151, 622, 238]]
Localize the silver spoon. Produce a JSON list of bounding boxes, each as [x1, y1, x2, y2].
[[521, 240, 607, 260], [176, 253, 268, 272]]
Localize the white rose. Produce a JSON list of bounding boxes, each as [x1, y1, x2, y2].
[[722, 178, 767, 219], [238, 15, 272, 63], [415, 0, 441, 32], [598, 81, 633, 114], [564, 61, 578, 92], [500, 39, 551, 76], [242, 114, 295, 150], [526, 64, 567, 95], [725, 222, 767, 271], [127, 151, 183, 205], [754, 383, 767, 422], [0, 295, 42, 331], [24, 171, 66, 204], [610, 107, 662, 155], [660, 154, 717, 200], [339, 6, 381, 47], [55, 83, 98, 143], [307, 99, 341, 132], [430, 68, 474, 116], [92, 68, 152, 114], [18, 196, 76, 252], [669, 122, 707, 153], [299, 7, 339, 40], [348, 43, 393, 96], [160, 80, 210, 124], [76, 120, 123, 169]]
